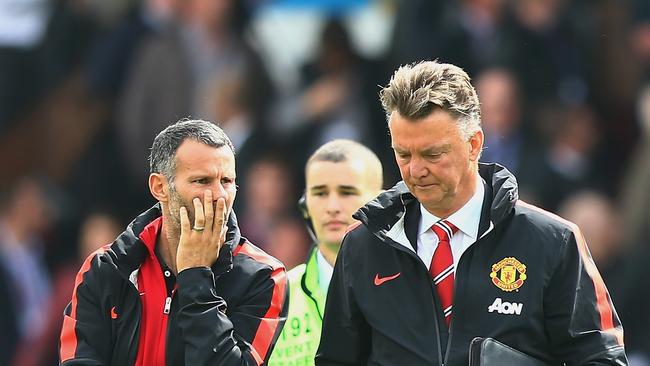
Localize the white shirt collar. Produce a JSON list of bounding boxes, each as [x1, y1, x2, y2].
[[316, 249, 334, 294], [418, 174, 485, 241]]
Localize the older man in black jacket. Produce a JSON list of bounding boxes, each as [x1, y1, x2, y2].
[[316, 61, 627, 365]]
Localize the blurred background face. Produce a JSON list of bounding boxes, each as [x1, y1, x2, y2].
[[476, 69, 520, 137], [305, 159, 377, 248], [244, 158, 292, 217]]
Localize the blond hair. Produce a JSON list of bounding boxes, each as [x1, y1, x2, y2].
[[306, 139, 383, 190]]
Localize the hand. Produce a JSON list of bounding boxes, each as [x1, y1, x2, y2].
[[176, 190, 228, 273]]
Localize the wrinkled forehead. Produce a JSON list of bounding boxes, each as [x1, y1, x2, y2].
[[173, 141, 236, 175]]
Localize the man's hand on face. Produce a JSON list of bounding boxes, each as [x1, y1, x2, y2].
[[177, 189, 228, 273]]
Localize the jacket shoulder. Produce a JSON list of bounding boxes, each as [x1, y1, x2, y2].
[[232, 240, 286, 276], [512, 200, 581, 249], [514, 200, 576, 232], [287, 263, 307, 284]]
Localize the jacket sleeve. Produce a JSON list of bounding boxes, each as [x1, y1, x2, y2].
[[315, 233, 371, 366], [59, 250, 112, 365], [544, 227, 628, 365], [175, 263, 288, 366]]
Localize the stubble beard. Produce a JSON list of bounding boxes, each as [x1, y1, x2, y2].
[[167, 187, 194, 236]]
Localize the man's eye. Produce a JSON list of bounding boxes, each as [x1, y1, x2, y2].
[[194, 178, 208, 184], [312, 192, 326, 197], [221, 178, 234, 186]]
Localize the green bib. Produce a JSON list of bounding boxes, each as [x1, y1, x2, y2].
[[268, 247, 326, 366]]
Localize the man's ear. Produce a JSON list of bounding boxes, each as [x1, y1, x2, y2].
[[468, 130, 484, 162], [149, 173, 169, 202]]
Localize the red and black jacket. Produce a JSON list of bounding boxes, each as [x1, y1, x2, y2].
[[316, 163, 627, 365], [59, 204, 288, 365]]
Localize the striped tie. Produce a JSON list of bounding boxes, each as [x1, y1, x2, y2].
[[430, 220, 459, 327]]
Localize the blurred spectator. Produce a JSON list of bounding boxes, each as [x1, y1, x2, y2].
[[621, 84, 650, 254], [0, 0, 51, 131], [476, 67, 538, 174], [557, 191, 624, 282], [276, 18, 390, 182], [238, 155, 298, 248], [631, 0, 650, 81], [518, 103, 603, 210], [116, 0, 274, 199], [389, 0, 514, 76], [0, 261, 19, 366], [200, 52, 279, 215], [0, 0, 99, 133], [86, 0, 180, 99], [509, 0, 589, 106], [0, 177, 53, 365], [12, 210, 121, 366], [264, 215, 311, 270], [555, 190, 645, 362], [614, 84, 650, 365]]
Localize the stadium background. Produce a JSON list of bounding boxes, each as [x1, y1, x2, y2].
[[0, 0, 649, 364]]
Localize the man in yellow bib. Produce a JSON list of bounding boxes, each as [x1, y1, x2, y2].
[[268, 139, 383, 366]]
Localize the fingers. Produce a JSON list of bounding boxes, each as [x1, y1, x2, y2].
[[215, 197, 227, 241], [203, 189, 214, 233], [180, 206, 191, 234], [193, 197, 205, 230]]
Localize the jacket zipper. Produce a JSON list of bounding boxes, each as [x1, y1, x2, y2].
[[442, 224, 495, 365], [379, 237, 445, 365]]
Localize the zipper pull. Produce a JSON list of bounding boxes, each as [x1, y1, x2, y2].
[[163, 296, 172, 314]]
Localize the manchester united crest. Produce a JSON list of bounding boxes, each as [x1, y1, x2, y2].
[[490, 257, 527, 292]]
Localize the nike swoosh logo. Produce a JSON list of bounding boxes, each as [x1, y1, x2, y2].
[[374, 272, 401, 286], [110, 306, 118, 319]]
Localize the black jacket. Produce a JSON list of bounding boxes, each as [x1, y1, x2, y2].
[[59, 204, 288, 365], [316, 164, 627, 365]]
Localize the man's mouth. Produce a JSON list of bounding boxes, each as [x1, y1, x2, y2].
[[325, 220, 347, 229], [414, 183, 437, 189]]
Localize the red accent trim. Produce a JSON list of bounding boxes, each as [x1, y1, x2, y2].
[[233, 242, 287, 364], [135, 217, 168, 366], [345, 220, 362, 234], [517, 201, 623, 345], [59, 245, 109, 362]]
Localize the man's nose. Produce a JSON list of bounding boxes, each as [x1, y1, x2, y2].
[[210, 182, 228, 200], [326, 195, 341, 213], [409, 157, 428, 178]]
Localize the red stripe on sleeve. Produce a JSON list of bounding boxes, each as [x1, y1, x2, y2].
[[59, 245, 109, 362], [233, 242, 287, 364], [517, 201, 623, 345]]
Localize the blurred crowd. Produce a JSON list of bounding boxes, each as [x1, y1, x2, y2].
[[0, 0, 649, 365]]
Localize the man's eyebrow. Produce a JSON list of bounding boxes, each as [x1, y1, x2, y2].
[[338, 185, 360, 191], [309, 185, 327, 191], [392, 144, 451, 153], [422, 144, 452, 154]]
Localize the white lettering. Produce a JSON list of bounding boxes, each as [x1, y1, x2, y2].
[[488, 298, 523, 315]]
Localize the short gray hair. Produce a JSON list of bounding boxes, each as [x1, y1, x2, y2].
[[379, 60, 482, 140], [149, 119, 235, 185]]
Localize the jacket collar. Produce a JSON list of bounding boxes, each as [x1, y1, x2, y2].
[[106, 203, 242, 279], [353, 163, 518, 242]]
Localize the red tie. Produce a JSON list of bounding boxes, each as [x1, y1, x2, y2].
[[429, 220, 459, 327]]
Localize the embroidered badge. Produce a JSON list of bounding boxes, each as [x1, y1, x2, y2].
[[490, 257, 527, 292]]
